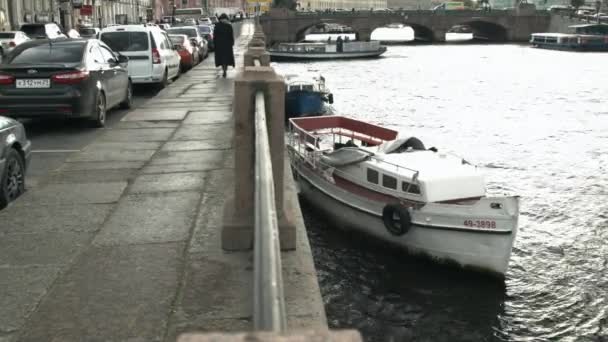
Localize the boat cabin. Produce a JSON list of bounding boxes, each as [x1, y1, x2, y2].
[[570, 24, 608, 35], [288, 116, 487, 204]]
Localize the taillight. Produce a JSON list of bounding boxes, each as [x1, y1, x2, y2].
[[8, 41, 16, 48], [152, 48, 161, 64], [52, 70, 90, 84], [0, 74, 15, 85]]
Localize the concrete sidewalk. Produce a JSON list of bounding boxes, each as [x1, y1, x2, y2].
[[0, 22, 325, 342]]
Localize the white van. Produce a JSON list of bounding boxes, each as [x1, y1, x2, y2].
[[99, 25, 181, 88]]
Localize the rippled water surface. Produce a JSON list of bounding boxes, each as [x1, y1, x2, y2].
[[274, 43, 608, 341]]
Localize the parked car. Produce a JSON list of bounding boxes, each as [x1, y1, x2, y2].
[[99, 24, 181, 89], [0, 31, 30, 57], [159, 23, 171, 31], [78, 27, 101, 38], [198, 17, 213, 25], [166, 26, 208, 60], [0, 39, 131, 127], [0, 116, 31, 209], [67, 29, 81, 38], [169, 34, 200, 72], [19, 23, 67, 39], [196, 25, 214, 51]]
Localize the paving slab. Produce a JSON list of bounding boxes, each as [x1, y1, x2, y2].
[[148, 150, 226, 167], [19, 182, 126, 205], [83, 141, 162, 151], [67, 149, 156, 162], [17, 243, 183, 342], [0, 232, 92, 267], [46, 168, 139, 184], [93, 192, 200, 246], [98, 128, 175, 142], [122, 109, 189, 122], [0, 266, 61, 333], [58, 161, 146, 171], [183, 111, 232, 125], [167, 318, 251, 341], [189, 170, 232, 255], [172, 124, 232, 141], [172, 252, 252, 321], [128, 172, 206, 194], [0, 204, 113, 234], [162, 140, 231, 152], [113, 121, 180, 129]]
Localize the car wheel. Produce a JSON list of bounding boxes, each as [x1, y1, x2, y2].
[[158, 69, 169, 90], [119, 81, 133, 109], [0, 148, 26, 209], [90, 92, 106, 128], [173, 66, 181, 80]]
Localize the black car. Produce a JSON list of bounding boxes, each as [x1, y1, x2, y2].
[[0, 39, 132, 127], [0, 116, 31, 209]]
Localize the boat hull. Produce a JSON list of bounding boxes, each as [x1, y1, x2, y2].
[[531, 42, 608, 51], [269, 48, 387, 61], [285, 91, 325, 118], [290, 154, 518, 278]]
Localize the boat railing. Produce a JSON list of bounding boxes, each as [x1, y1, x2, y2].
[[288, 121, 422, 184]]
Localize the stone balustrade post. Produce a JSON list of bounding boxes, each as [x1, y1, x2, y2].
[[222, 62, 296, 251], [244, 47, 271, 66]]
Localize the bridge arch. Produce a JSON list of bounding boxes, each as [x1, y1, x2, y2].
[[454, 20, 508, 42], [405, 23, 436, 42]]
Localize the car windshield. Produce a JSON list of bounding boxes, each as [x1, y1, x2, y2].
[[197, 26, 211, 34], [169, 35, 185, 44], [167, 28, 197, 37], [20, 25, 46, 37], [100, 32, 149, 52], [6, 42, 85, 64], [0, 33, 16, 39]]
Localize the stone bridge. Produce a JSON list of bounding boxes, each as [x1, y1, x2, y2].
[[260, 7, 552, 44]]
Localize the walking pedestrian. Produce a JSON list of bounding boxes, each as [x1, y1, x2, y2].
[[213, 13, 235, 78]]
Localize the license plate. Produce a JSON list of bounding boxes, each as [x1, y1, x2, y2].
[[16, 79, 50, 88]]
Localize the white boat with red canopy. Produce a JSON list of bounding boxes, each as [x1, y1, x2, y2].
[[287, 116, 519, 277]]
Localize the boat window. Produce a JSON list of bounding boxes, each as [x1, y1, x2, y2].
[[402, 182, 421, 194], [367, 169, 379, 184], [382, 175, 397, 189]]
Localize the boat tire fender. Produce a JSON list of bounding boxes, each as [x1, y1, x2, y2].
[[382, 204, 411, 236]]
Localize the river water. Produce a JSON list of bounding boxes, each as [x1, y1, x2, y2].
[[273, 31, 608, 342]]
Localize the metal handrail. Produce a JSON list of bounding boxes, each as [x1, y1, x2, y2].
[[253, 91, 287, 331]]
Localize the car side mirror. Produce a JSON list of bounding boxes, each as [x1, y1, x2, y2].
[[117, 54, 129, 64]]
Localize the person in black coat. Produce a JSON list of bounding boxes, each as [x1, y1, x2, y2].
[[213, 13, 235, 78]]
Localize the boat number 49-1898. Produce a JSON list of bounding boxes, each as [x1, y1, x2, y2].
[[464, 220, 497, 229]]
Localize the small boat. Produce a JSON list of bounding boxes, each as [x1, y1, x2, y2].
[[285, 75, 333, 119], [287, 116, 520, 277], [530, 24, 608, 51], [269, 41, 387, 61]]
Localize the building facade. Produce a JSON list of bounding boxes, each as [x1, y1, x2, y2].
[[0, 0, 151, 32], [386, 0, 432, 9], [301, 0, 388, 10]]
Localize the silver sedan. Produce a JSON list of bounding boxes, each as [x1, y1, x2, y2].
[[0, 116, 31, 209]]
